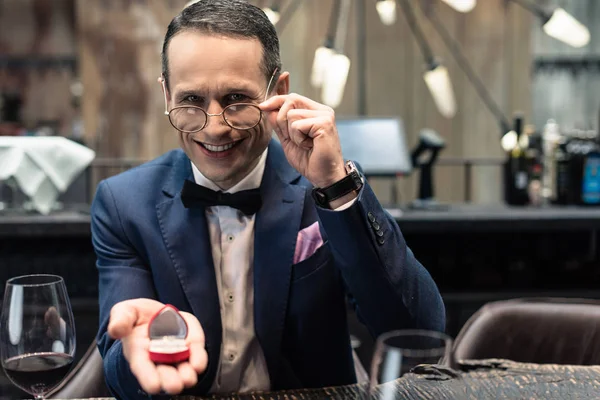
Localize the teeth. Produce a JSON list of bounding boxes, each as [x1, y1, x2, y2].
[[203, 142, 235, 152]]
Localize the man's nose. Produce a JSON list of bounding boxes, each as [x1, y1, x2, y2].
[[203, 101, 228, 131]]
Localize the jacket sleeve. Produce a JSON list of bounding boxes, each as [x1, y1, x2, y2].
[[316, 182, 446, 338], [91, 180, 159, 400]]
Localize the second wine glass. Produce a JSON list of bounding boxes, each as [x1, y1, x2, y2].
[[369, 329, 453, 400]]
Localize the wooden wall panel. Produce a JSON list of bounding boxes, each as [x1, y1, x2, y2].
[[76, 0, 187, 159], [0, 0, 77, 137]]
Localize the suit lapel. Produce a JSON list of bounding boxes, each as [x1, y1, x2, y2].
[[254, 141, 305, 383], [154, 143, 305, 387], [155, 152, 221, 389]]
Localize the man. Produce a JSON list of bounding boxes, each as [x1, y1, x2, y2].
[[92, 1, 445, 398]]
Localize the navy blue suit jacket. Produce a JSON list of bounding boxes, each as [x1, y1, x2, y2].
[[91, 140, 445, 398]]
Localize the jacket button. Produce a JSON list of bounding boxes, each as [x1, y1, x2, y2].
[[367, 212, 376, 222], [376, 230, 384, 237], [371, 221, 380, 231], [377, 237, 385, 245]]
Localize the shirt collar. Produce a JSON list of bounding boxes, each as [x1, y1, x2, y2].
[[191, 147, 269, 194]]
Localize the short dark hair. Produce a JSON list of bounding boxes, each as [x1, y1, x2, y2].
[[161, 0, 282, 91]]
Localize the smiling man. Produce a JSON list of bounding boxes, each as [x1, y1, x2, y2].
[[91, 0, 445, 398]]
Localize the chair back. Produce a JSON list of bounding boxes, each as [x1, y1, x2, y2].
[[454, 297, 600, 365], [47, 341, 111, 399]]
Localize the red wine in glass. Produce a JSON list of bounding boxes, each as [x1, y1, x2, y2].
[[1, 275, 76, 400], [4, 352, 73, 394]]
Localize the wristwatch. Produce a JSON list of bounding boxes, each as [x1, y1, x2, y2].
[[312, 160, 363, 209]]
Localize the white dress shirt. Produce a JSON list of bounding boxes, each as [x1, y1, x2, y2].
[[191, 148, 358, 393], [191, 149, 271, 393]]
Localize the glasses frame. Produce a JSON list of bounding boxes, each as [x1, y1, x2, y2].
[[161, 68, 279, 133]]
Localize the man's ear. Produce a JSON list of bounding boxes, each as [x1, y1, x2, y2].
[[276, 71, 290, 95], [158, 74, 171, 115]]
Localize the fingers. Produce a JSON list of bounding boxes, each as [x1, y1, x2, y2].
[[125, 336, 162, 394], [287, 109, 332, 146], [156, 365, 185, 394], [289, 116, 335, 148], [126, 334, 199, 395], [259, 94, 286, 111], [260, 94, 334, 141], [138, 363, 197, 395], [109, 301, 206, 395], [108, 298, 165, 339], [44, 307, 61, 338], [108, 303, 138, 339], [282, 98, 332, 140], [125, 331, 197, 395], [44, 307, 59, 325], [275, 98, 294, 141], [260, 93, 326, 112], [108, 299, 208, 394], [181, 311, 209, 374], [177, 362, 199, 388]]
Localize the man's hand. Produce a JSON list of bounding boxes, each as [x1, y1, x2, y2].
[[108, 299, 208, 395], [44, 306, 65, 341], [260, 94, 347, 189]]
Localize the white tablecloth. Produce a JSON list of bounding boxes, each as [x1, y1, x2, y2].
[[0, 137, 95, 214]]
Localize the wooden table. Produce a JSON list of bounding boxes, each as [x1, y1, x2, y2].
[[50, 359, 600, 399]]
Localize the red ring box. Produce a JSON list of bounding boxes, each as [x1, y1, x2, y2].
[[148, 304, 190, 364]]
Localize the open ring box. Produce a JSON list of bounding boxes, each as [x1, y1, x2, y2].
[[148, 304, 190, 364]]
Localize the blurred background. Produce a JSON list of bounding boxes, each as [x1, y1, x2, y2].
[[0, 0, 599, 397], [1, 0, 598, 203]]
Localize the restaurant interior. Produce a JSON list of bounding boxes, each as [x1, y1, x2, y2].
[[1, 0, 600, 398]]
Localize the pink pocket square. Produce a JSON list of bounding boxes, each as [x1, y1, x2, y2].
[[293, 222, 324, 264]]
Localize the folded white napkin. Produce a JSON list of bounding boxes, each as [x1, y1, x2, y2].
[[0, 137, 96, 214]]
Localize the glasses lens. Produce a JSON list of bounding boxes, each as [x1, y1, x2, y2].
[[169, 107, 207, 132], [224, 104, 262, 130]]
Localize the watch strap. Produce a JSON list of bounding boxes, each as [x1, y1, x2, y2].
[[312, 163, 363, 208]]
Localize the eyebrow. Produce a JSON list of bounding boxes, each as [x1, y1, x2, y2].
[[174, 85, 260, 102], [227, 86, 258, 95], [222, 80, 260, 93]]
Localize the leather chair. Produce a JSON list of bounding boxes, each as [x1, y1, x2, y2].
[[453, 297, 600, 365], [48, 341, 111, 399]]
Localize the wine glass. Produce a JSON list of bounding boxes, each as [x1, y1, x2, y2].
[[368, 330, 453, 399], [0, 274, 76, 400]]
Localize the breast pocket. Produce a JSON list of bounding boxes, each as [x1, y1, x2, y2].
[[291, 241, 331, 282]]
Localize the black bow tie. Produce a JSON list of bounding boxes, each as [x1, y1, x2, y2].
[[180, 180, 262, 216]]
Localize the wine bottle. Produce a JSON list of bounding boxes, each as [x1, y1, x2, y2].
[[504, 114, 529, 205]]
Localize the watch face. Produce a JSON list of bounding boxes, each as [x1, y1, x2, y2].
[[148, 305, 190, 364]]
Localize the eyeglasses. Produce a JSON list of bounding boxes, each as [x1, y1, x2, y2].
[[162, 69, 278, 133]]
